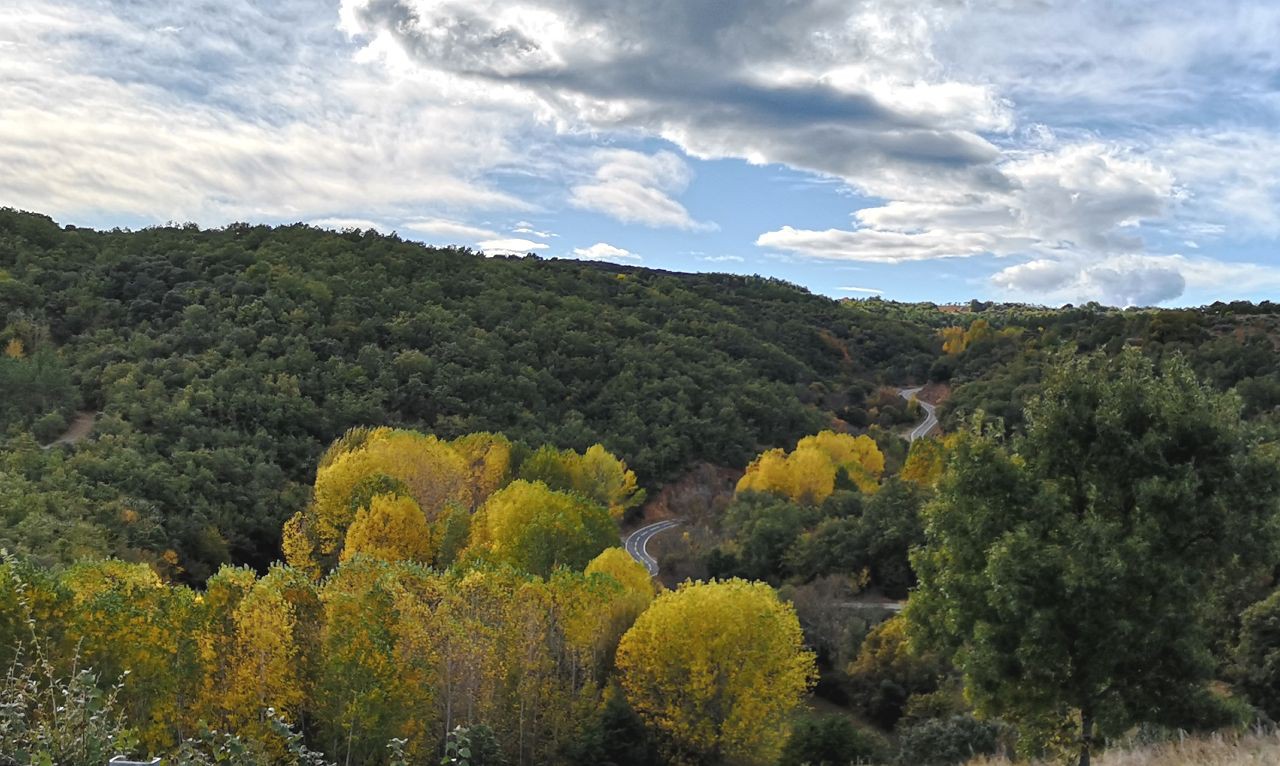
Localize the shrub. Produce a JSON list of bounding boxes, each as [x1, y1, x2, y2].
[[31, 410, 68, 444], [780, 714, 887, 766], [895, 715, 1001, 766]]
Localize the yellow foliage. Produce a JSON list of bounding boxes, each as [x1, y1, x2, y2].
[[518, 443, 643, 519], [901, 437, 948, 487], [300, 428, 472, 568], [4, 338, 23, 359], [222, 576, 304, 745], [466, 480, 617, 576], [940, 325, 967, 355], [586, 547, 654, 602], [736, 431, 884, 504], [847, 615, 940, 691], [940, 318, 994, 356], [341, 493, 434, 564], [616, 579, 817, 765], [451, 432, 514, 509], [61, 560, 202, 749]]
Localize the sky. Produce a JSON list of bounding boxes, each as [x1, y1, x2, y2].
[[3, 1, 1280, 307]]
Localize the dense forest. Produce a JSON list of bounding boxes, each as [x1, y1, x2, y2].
[[5, 210, 1280, 766]]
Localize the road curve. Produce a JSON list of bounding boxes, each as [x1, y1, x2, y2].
[[899, 387, 938, 441], [624, 519, 681, 577]]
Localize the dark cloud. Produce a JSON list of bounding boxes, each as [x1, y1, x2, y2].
[[341, 0, 1010, 184]]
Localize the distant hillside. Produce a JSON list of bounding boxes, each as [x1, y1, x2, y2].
[[0, 209, 935, 578], [6, 208, 1280, 581]]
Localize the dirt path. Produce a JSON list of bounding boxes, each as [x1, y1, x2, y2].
[[41, 410, 96, 449]]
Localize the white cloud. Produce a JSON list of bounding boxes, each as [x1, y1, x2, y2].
[[991, 253, 1280, 307], [478, 237, 549, 255], [838, 286, 883, 294], [568, 149, 713, 231], [572, 242, 639, 261], [701, 254, 745, 263], [404, 218, 500, 242], [0, 0, 529, 226], [758, 142, 1174, 263], [512, 221, 557, 238], [309, 217, 385, 231]]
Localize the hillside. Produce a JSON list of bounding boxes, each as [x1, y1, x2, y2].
[[0, 209, 935, 578]]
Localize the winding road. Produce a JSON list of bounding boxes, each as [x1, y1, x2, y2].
[[624, 519, 680, 577], [624, 388, 934, 576], [899, 387, 938, 441]]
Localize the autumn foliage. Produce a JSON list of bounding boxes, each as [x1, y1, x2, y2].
[[736, 430, 885, 503]]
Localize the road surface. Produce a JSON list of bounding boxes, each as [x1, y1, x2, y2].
[[624, 519, 680, 577], [899, 387, 937, 441]]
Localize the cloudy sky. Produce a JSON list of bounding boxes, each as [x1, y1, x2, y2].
[[4, 1, 1280, 306]]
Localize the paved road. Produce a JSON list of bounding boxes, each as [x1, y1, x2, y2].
[[899, 387, 937, 441], [624, 519, 680, 577]]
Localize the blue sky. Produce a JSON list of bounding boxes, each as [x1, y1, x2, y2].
[[3, 1, 1280, 306]]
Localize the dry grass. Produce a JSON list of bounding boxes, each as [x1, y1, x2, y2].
[[968, 730, 1280, 766]]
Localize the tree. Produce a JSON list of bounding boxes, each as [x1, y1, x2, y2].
[[908, 351, 1280, 765], [518, 443, 644, 519], [779, 714, 886, 766], [847, 616, 945, 729], [615, 579, 816, 765], [736, 431, 884, 505], [465, 480, 617, 577], [1235, 588, 1280, 720], [341, 493, 434, 564]]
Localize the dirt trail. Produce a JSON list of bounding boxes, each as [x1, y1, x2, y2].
[[41, 411, 96, 449]]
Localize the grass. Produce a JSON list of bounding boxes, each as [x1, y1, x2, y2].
[[969, 729, 1280, 766]]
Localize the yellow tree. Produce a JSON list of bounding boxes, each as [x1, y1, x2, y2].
[[451, 432, 514, 509], [798, 431, 885, 488], [900, 436, 949, 487], [518, 443, 644, 519], [221, 573, 304, 745], [465, 480, 618, 577], [734, 448, 792, 498], [341, 493, 434, 563], [585, 547, 654, 604], [616, 579, 816, 765], [193, 564, 259, 729], [292, 428, 474, 571], [737, 431, 884, 504], [315, 556, 419, 764], [60, 560, 201, 750]]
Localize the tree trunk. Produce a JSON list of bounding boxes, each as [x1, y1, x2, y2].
[[1079, 708, 1094, 766]]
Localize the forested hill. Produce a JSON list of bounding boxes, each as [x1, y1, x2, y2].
[[0, 209, 935, 578]]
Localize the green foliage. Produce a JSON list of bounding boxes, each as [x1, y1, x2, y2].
[[441, 725, 505, 766], [908, 350, 1280, 763], [712, 492, 820, 583], [894, 715, 1001, 766], [779, 714, 887, 766], [0, 646, 137, 766], [1236, 588, 1280, 720], [0, 209, 936, 580]]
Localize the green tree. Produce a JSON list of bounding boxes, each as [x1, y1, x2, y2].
[[1235, 588, 1280, 720], [908, 351, 1280, 765]]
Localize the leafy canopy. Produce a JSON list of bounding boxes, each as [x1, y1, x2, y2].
[[908, 350, 1280, 763]]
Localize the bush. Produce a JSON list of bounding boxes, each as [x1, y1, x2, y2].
[[895, 715, 1001, 766], [780, 713, 887, 766], [1236, 589, 1280, 721], [31, 410, 68, 444]]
